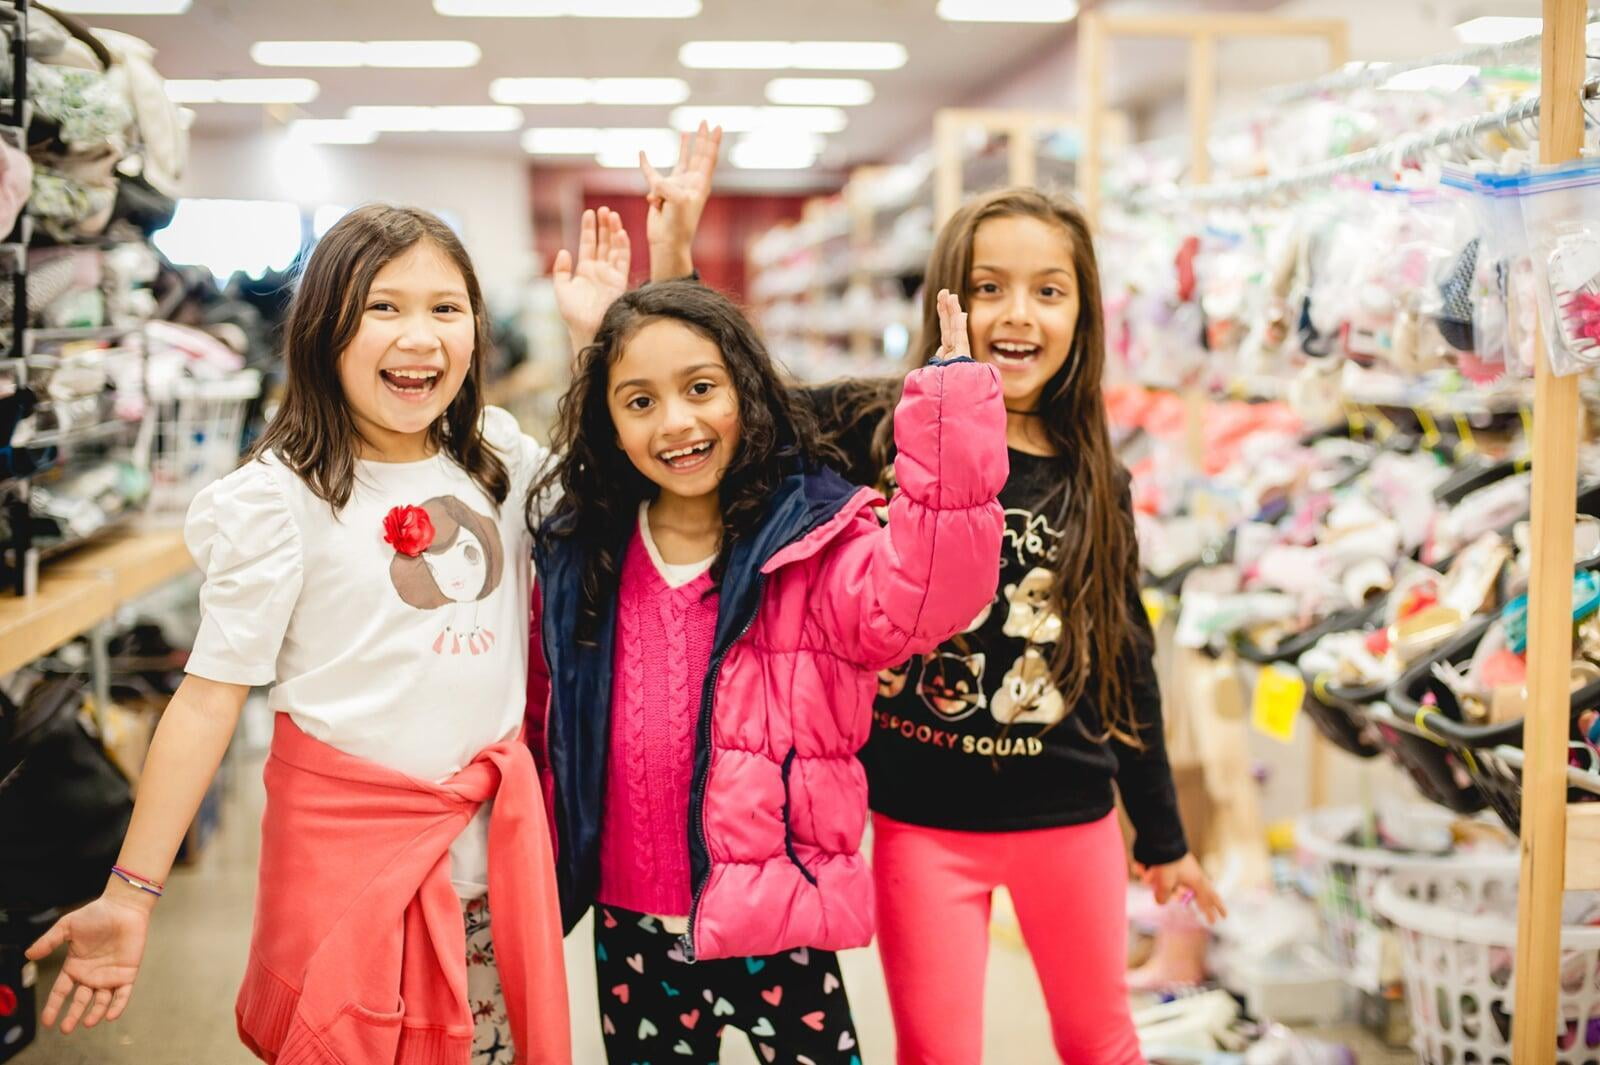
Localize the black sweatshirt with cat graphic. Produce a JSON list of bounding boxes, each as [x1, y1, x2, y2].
[[806, 385, 1188, 867]]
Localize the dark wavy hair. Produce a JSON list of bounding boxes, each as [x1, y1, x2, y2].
[[530, 280, 833, 643], [817, 187, 1143, 746], [249, 203, 508, 511]]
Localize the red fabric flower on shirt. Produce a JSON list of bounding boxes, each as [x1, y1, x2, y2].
[[383, 505, 434, 557]]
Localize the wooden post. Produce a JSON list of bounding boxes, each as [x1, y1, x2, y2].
[[934, 110, 962, 229], [1182, 31, 1216, 467], [1008, 116, 1036, 190], [1076, 11, 1106, 224], [934, 109, 1090, 227], [1513, 2, 1586, 1060], [1188, 32, 1215, 186]]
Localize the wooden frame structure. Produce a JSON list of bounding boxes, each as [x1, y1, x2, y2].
[[1515, 3, 1587, 1058], [932, 108, 1126, 226], [1074, 12, 1350, 223]]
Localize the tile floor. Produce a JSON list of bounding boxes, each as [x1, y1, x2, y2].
[[16, 752, 1416, 1064]]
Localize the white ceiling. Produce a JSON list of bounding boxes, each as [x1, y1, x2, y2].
[[77, 0, 1099, 170]]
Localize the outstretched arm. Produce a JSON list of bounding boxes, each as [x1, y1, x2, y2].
[[26, 675, 250, 1033]]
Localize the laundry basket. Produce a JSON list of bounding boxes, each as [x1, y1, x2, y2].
[[1295, 805, 1517, 994], [137, 370, 260, 519], [1376, 867, 1600, 1064]]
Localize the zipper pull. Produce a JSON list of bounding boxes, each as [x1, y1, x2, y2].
[[676, 932, 697, 965]]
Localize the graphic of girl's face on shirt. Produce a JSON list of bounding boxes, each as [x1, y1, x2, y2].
[[390, 495, 503, 610], [423, 524, 488, 602]]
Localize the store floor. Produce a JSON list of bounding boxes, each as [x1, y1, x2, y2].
[[21, 753, 1415, 1065]]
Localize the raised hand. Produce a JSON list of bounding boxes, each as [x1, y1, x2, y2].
[[933, 289, 972, 361], [26, 890, 152, 1033], [641, 122, 722, 281], [552, 206, 631, 353]]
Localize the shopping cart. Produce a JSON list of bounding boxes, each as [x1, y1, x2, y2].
[[134, 370, 261, 520]]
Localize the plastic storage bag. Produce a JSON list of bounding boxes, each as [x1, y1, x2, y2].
[[1509, 159, 1600, 376]]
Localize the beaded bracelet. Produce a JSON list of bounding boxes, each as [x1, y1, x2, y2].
[[110, 866, 164, 898]]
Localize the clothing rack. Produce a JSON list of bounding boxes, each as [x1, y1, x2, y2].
[[1124, 74, 1600, 210], [1259, 12, 1592, 107], [1110, 9, 1599, 194], [1, 0, 28, 597]]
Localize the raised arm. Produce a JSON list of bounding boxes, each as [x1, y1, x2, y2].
[[551, 206, 630, 355], [642, 122, 722, 282], [811, 292, 1009, 668]]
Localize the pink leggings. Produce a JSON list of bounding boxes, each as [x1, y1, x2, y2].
[[872, 811, 1144, 1065]]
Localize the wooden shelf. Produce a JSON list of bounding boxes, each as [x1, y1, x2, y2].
[[53, 528, 193, 603], [0, 572, 113, 675], [0, 529, 194, 676]]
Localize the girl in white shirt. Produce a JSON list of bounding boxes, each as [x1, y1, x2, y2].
[[26, 203, 570, 1063]]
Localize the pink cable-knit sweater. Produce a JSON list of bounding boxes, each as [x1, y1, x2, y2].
[[595, 517, 718, 917]]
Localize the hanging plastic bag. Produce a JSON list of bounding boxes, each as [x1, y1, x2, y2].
[[1508, 159, 1600, 376], [1439, 165, 1506, 381], [1458, 167, 1541, 378]]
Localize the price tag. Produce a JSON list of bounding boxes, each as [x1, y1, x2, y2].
[[1141, 588, 1167, 628], [1252, 663, 1305, 743]]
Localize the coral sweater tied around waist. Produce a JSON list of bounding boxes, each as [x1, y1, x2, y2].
[[237, 714, 570, 1065]]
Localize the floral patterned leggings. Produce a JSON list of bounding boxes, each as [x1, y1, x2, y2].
[[463, 895, 514, 1065]]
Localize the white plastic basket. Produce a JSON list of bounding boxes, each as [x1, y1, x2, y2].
[[1295, 805, 1517, 994], [137, 370, 260, 519], [1376, 867, 1600, 1064]]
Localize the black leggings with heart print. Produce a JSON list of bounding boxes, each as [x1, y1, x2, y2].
[[593, 905, 862, 1065]]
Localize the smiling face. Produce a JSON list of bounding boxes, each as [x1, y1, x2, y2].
[[965, 214, 1081, 412], [422, 524, 487, 603], [607, 317, 742, 507], [337, 240, 475, 462]]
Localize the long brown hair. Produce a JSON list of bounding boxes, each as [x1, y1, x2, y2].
[[250, 203, 508, 511], [530, 280, 834, 643], [820, 187, 1144, 745]]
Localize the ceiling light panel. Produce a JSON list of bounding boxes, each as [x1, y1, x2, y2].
[[490, 77, 690, 105], [346, 105, 522, 131], [590, 78, 693, 104], [251, 41, 481, 68], [594, 128, 680, 167], [730, 132, 823, 170], [936, 0, 1079, 21], [435, 0, 700, 16], [166, 78, 321, 104], [765, 78, 874, 106], [522, 127, 601, 154], [670, 105, 846, 134], [787, 41, 908, 70], [289, 119, 378, 144], [679, 40, 907, 70]]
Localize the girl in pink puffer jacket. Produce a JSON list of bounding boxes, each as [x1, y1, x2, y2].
[[528, 278, 1006, 1064]]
